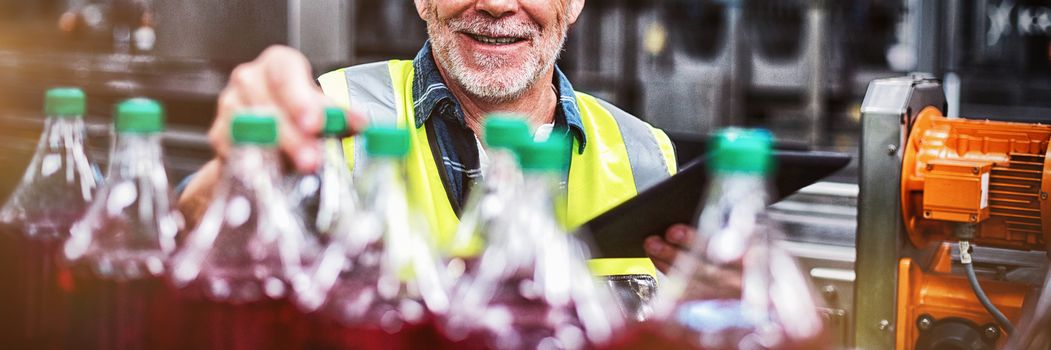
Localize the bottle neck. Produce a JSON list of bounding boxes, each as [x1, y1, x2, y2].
[[37, 115, 100, 190], [319, 135, 346, 164], [481, 147, 521, 190], [224, 145, 282, 185], [654, 171, 774, 313], [696, 171, 771, 249], [42, 116, 89, 152], [359, 156, 407, 206], [705, 172, 769, 207], [108, 133, 165, 181], [520, 170, 564, 224]]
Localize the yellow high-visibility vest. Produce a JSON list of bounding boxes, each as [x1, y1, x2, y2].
[[318, 60, 677, 278]]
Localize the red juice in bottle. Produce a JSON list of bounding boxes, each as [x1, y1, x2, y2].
[[175, 288, 306, 350], [649, 129, 828, 350], [61, 98, 184, 350], [296, 126, 451, 350], [0, 224, 19, 346], [66, 275, 183, 350], [17, 232, 77, 350], [169, 112, 318, 350], [301, 241, 441, 350], [440, 136, 624, 350], [0, 88, 102, 349]]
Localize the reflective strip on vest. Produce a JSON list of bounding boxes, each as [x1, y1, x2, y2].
[[651, 126, 678, 175], [329, 61, 461, 250], [318, 60, 676, 279], [594, 98, 673, 192], [318, 69, 359, 173]]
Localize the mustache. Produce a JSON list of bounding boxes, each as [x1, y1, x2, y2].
[[445, 14, 542, 39]]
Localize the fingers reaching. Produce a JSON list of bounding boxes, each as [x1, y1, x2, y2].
[[261, 46, 325, 135], [645, 235, 679, 274], [208, 45, 350, 173], [664, 224, 695, 248]]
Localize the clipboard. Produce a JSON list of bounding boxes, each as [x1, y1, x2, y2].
[[580, 149, 852, 259]]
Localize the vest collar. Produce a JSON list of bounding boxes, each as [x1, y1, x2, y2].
[[411, 41, 587, 153]]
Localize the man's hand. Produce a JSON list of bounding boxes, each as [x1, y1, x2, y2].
[[178, 45, 366, 225], [644, 224, 695, 274], [646, 224, 745, 299], [209, 45, 365, 172]]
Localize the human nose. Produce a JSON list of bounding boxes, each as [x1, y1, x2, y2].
[[474, 0, 517, 18]]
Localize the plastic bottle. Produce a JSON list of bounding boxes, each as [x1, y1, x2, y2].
[[1007, 269, 1051, 350], [0, 87, 102, 348], [443, 135, 624, 350], [60, 98, 182, 350], [444, 115, 530, 276], [302, 126, 450, 350], [169, 111, 317, 350], [623, 129, 826, 350], [286, 106, 357, 241]]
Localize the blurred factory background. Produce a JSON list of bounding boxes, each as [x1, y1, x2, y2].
[[0, 1, 1049, 348]]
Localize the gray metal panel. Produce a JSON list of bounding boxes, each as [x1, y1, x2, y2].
[[153, 0, 289, 64], [853, 75, 946, 350], [854, 106, 906, 350], [635, 3, 743, 135], [640, 79, 723, 135], [154, 0, 352, 68], [292, 0, 352, 69]]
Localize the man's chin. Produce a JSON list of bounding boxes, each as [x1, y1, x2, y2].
[[452, 67, 536, 101], [463, 81, 530, 103]]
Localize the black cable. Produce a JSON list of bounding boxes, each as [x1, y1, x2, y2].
[[961, 241, 1016, 335]]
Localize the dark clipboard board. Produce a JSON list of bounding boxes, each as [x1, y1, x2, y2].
[[580, 149, 852, 259]]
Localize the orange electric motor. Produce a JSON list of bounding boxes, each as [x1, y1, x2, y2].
[[901, 107, 1051, 253], [895, 108, 1051, 349]]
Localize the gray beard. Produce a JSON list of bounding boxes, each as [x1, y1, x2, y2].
[[429, 24, 567, 103]]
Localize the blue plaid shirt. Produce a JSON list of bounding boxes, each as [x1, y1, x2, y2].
[[410, 41, 587, 214]]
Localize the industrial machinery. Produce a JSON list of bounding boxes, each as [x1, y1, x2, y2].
[[856, 74, 1050, 350]]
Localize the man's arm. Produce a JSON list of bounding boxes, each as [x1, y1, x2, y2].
[[177, 160, 220, 228]]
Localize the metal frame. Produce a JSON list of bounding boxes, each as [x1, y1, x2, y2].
[[854, 74, 945, 349]]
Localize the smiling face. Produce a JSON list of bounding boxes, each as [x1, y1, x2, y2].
[[417, 0, 583, 103]]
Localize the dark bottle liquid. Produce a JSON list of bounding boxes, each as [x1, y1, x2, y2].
[[446, 276, 589, 350], [2, 224, 78, 350], [66, 276, 182, 350], [176, 291, 307, 350], [304, 314, 439, 350], [649, 129, 828, 350], [303, 242, 439, 350], [298, 127, 451, 350], [0, 226, 18, 346], [169, 112, 317, 350], [600, 323, 709, 350], [61, 98, 183, 350], [0, 88, 102, 349]]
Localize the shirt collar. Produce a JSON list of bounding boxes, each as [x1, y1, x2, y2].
[[411, 41, 587, 153]]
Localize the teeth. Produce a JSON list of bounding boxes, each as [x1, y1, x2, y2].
[[472, 34, 519, 45]]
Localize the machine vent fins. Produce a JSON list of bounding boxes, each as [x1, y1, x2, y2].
[[988, 153, 1045, 245]]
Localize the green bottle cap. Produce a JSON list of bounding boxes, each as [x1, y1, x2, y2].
[[519, 134, 569, 173], [322, 107, 348, 136], [710, 128, 774, 174], [364, 126, 409, 158], [115, 98, 165, 133], [230, 112, 278, 146], [484, 114, 531, 151], [45, 88, 86, 117]]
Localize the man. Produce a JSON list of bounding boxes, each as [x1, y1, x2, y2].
[[178, 0, 693, 277]]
